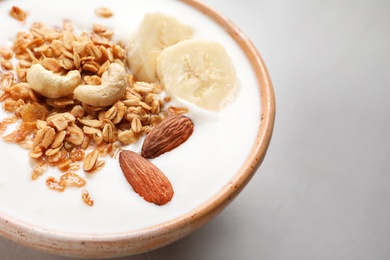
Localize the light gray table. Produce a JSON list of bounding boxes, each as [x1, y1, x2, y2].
[[2, 0, 390, 259]]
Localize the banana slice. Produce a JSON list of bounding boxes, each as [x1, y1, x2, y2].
[[126, 12, 193, 83], [156, 39, 239, 112]]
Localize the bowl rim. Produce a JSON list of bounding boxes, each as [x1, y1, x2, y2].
[[0, 0, 275, 257]]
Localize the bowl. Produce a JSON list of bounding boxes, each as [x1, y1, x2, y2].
[[0, 0, 275, 258]]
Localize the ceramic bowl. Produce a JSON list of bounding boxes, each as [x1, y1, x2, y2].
[[0, 0, 275, 257]]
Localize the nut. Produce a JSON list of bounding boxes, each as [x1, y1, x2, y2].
[[141, 115, 194, 159], [26, 64, 81, 98], [73, 63, 127, 107], [119, 150, 174, 205]]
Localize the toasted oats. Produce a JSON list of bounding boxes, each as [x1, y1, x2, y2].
[[26, 38, 45, 50], [78, 118, 103, 128], [63, 20, 73, 32], [1, 59, 13, 71], [83, 149, 99, 172], [62, 30, 74, 51], [60, 56, 75, 70], [82, 189, 94, 206], [94, 159, 105, 172], [47, 151, 63, 165], [100, 142, 120, 158], [70, 105, 85, 119], [118, 130, 138, 145], [82, 61, 99, 73], [104, 106, 117, 120], [0, 122, 6, 136], [18, 59, 32, 68], [131, 117, 142, 134], [0, 47, 14, 60], [86, 43, 102, 60], [31, 160, 47, 180], [97, 60, 110, 76], [65, 124, 84, 146], [125, 112, 140, 123], [32, 127, 50, 149], [46, 177, 65, 192], [70, 147, 85, 162], [73, 51, 81, 70], [87, 75, 102, 85], [112, 44, 125, 60], [83, 126, 99, 135], [62, 112, 76, 123], [10, 6, 28, 22], [106, 47, 114, 62], [98, 29, 114, 39], [40, 127, 56, 149], [6, 82, 30, 100], [95, 7, 113, 18], [0, 71, 14, 90], [111, 101, 126, 124], [47, 114, 69, 131], [93, 131, 104, 145], [3, 99, 22, 113], [45, 145, 63, 157], [36, 120, 47, 129], [151, 99, 161, 114], [1, 116, 18, 126], [57, 158, 72, 172], [139, 101, 152, 111], [60, 172, 86, 187], [150, 114, 164, 127], [90, 33, 112, 47], [25, 50, 39, 64], [98, 110, 106, 121], [68, 162, 81, 172], [133, 81, 154, 93], [168, 105, 189, 115], [102, 122, 115, 143], [53, 97, 75, 108], [61, 48, 75, 60], [51, 39, 63, 56], [29, 146, 43, 159], [93, 24, 107, 34], [63, 141, 74, 151], [15, 64, 27, 82], [81, 135, 90, 150], [51, 130, 67, 148]]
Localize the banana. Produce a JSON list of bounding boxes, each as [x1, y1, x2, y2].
[[126, 12, 193, 83], [156, 39, 239, 112]]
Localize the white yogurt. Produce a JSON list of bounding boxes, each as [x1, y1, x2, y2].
[[0, 0, 261, 233]]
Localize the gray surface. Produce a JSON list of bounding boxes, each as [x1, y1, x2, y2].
[[2, 0, 390, 259]]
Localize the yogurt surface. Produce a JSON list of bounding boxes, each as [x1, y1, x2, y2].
[[0, 0, 261, 233]]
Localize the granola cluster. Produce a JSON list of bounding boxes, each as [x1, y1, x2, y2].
[[0, 7, 187, 206]]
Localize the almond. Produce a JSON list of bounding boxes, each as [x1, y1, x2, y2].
[[141, 115, 194, 159], [119, 150, 174, 205]]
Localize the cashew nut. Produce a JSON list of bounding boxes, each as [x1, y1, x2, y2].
[[26, 64, 81, 99], [73, 63, 127, 107]]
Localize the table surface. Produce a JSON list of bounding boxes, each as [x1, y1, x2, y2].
[[2, 0, 390, 259]]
